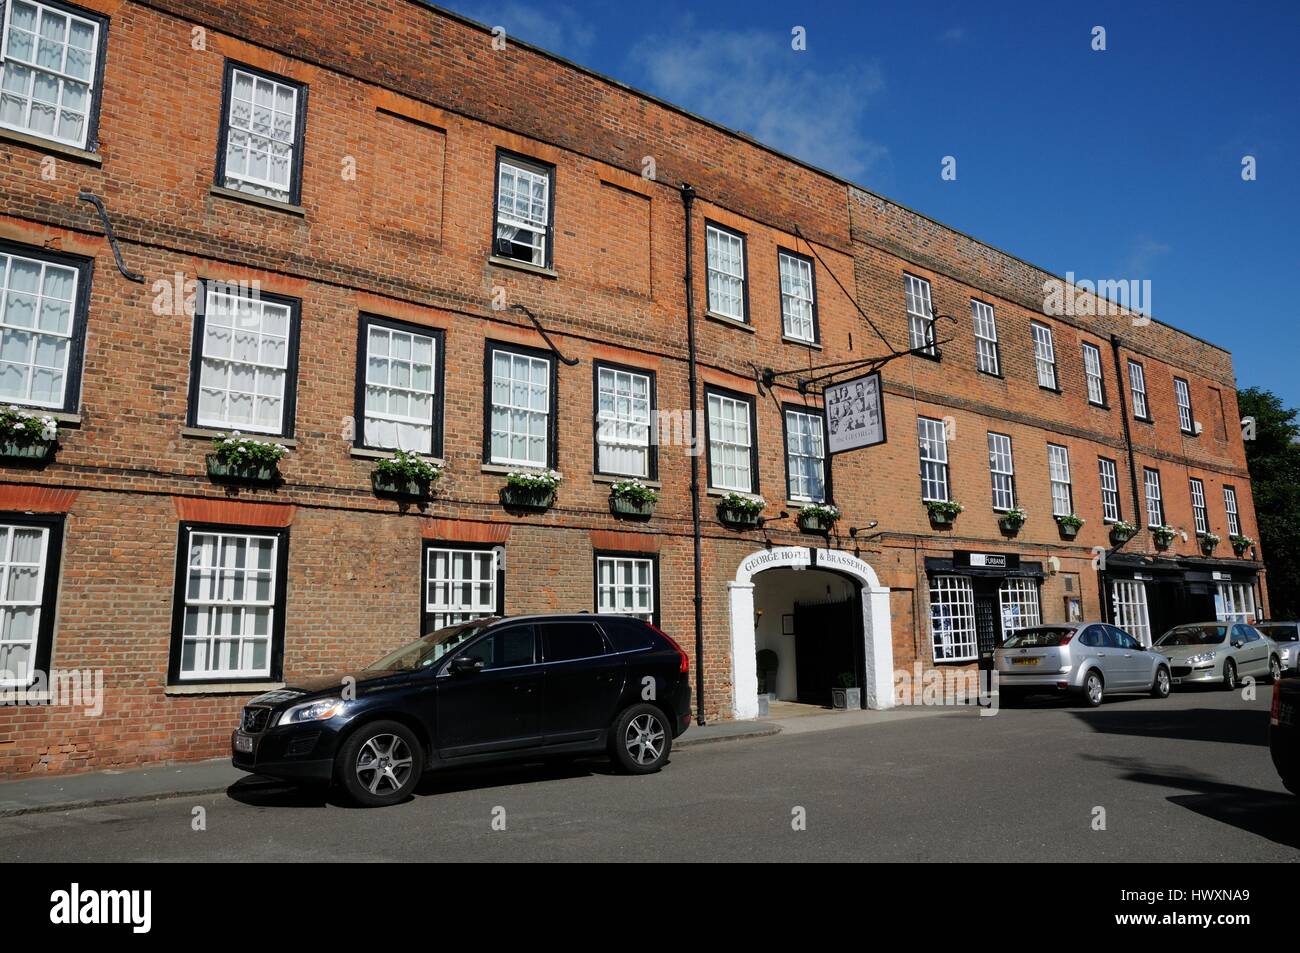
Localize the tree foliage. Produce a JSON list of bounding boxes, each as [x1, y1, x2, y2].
[[1238, 387, 1300, 617]]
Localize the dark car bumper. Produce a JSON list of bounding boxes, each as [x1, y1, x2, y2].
[[231, 722, 342, 783], [1270, 692, 1299, 786]]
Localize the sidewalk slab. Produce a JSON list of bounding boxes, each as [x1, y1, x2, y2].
[[0, 758, 239, 817], [675, 720, 781, 747]]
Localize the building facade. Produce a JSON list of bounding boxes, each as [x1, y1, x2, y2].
[[0, 0, 1265, 775]]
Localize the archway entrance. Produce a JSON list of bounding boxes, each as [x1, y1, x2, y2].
[[729, 547, 893, 719]]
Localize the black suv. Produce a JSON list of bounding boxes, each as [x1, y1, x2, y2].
[[231, 614, 692, 807]]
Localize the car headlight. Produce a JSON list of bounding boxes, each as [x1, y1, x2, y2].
[[277, 698, 349, 726], [1185, 651, 1217, 665]]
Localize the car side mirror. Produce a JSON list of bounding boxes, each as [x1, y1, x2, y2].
[[1231, 640, 1243, 649], [449, 655, 485, 675]]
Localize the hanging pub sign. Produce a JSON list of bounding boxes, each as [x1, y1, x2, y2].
[[824, 370, 886, 454]]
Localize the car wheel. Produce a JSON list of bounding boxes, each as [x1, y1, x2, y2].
[[1268, 655, 1282, 684], [1222, 659, 1238, 691], [1150, 665, 1171, 699], [610, 704, 672, 775], [1081, 670, 1104, 707], [336, 720, 422, 808]]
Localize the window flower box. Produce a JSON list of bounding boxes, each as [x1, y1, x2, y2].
[[1197, 531, 1220, 556], [998, 507, 1027, 536], [1229, 534, 1254, 557], [797, 503, 840, 534], [0, 407, 58, 466], [207, 432, 287, 485], [609, 479, 658, 519], [372, 450, 442, 500], [717, 492, 765, 529], [1055, 513, 1084, 540], [1109, 521, 1138, 545], [501, 469, 560, 510], [1152, 525, 1177, 549], [926, 500, 963, 527]]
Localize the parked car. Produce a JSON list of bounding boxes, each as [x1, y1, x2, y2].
[[1254, 621, 1300, 675], [1270, 676, 1299, 796], [231, 614, 692, 807], [1154, 622, 1282, 689], [996, 622, 1171, 707]]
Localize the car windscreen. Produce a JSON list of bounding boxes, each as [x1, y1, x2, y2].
[[1002, 627, 1075, 648], [1155, 625, 1228, 646], [364, 621, 492, 671], [1256, 624, 1299, 642]]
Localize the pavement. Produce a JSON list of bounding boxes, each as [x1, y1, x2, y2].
[[1, 686, 1293, 861]]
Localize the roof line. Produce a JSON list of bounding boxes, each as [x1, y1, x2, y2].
[[420, 3, 1230, 357]]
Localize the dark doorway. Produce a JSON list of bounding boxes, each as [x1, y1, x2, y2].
[[793, 599, 857, 707]]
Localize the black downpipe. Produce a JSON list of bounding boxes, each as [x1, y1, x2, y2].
[[1106, 333, 1142, 625], [680, 183, 706, 726]]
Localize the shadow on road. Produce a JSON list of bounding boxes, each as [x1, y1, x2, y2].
[[1081, 755, 1298, 850], [226, 755, 626, 809], [1068, 704, 1270, 747]]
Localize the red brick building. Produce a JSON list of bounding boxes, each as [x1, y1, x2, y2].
[[0, 0, 1265, 774]]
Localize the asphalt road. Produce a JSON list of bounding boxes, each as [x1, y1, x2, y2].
[[1, 686, 1295, 862]]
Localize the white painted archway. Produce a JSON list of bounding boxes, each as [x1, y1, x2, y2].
[[729, 546, 894, 718]]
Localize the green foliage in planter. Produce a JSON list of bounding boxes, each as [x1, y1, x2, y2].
[[609, 478, 658, 506], [925, 500, 964, 519], [1151, 525, 1177, 545], [506, 468, 562, 492], [1000, 506, 1028, 527], [1229, 534, 1254, 550], [374, 449, 442, 484], [1111, 520, 1138, 535], [718, 492, 765, 517], [0, 405, 58, 447], [1055, 513, 1085, 529], [1197, 531, 1221, 548], [799, 502, 841, 523], [211, 432, 288, 468]]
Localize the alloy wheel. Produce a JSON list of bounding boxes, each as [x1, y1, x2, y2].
[[1087, 674, 1103, 705], [355, 733, 414, 795], [1156, 668, 1170, 696], [624, 713, 666, 766]]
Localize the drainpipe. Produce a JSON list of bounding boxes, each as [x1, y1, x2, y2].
[[680, 183, 706, 726], [1107, 333, 1142, 625]]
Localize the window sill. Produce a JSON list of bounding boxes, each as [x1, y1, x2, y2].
[[781, 335, 821, 349], [1179, 429, 1198, 438], [1133, 416, 1155, 426], [7, 406, 81, 425], [0, 127, 102, 165], [1039, 384, 1063, 395], [351, 447, 445, 465], [481, 462, 562, 478], [704, 311, 753, 332], [785, 499, 833, 510], [911, 349, 942, 362], [977, 370, 1005, 380], [593, 473, 661, 488], [707, 486, 762, 501], [182, 426, 297, 447], [487, 255, 558, 279], [165, 680, 285, 696], [209, 184, 305, 217], [1088, 401, 1110, 411]]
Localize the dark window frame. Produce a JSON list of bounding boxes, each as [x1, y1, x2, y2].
[[703, 383, 760, 494], [1031, 320, 1060, 393], [775, 246, 820, 344], [1098, 455, 1122, 523], [1081, 341, 1108, 408], [1189, 476, 1209, 534], [903, 272, 940, 361], [1174, 376, 1196, 436], [166, 521, 289, 686], [703, 219, 750, 325], [1143, 466, 1165, 526], [481, 339, 559, 469], [592, 549, 661, 629], [490, 148, 556, 269], [591, 359, 657, 481], [986, 430, 1016, 512], [970, 297, 1002, 378], [352, 313, 445, 457], [214, 59, 309, 206], [782, 402, 832, 505], [1128, 359, 1152, 422], [0, 236, 93, 415], [420, 539, 506, 634], [185, 280, 301, 438], [0, 510, 64, 688]]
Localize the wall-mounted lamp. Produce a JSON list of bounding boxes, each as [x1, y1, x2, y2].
[[848, 521, 879, 538]]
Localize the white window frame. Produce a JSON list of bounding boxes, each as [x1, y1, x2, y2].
[[0, 247, 79, 409], [495, 155, 552, 267], [1048, 443, 1073, 517], [706, 224, 746, 322], [1189, 478, 1208, 534], [596, 555, 655, 623], [1144, 467, 1164, 527], [999, 578, 1041, 638], [178, 530, 279, 681], [0, 0, 101, 149], [1215, 584, 1256, 625], [971, 299, 999, 375], [917, 416, 949, 502], [785, 407, 827, 503], [595, 365, 652, 478], [930, 575, 976, 662], [425, 546, 499, 630], [488, 347, 552, 468], [195, 285, 293, 435], [1111, 580, 1152, 648], [1128, 360, 1149, 419], [362, 321, 437, 454], [222, 66, 300, 203], [1174, 378, 1194, 433], [904, 274, 934, 354], [1032, 322, 1057, 389], [1082, 342, 1105, 406], [1223, 486, 1240, 536], [0, 522, 49, 688], [1098, 457, 1121, 523], [707, 390, 755, 493], [778, 250, 816, 342], [987, 432, 1014, 512]]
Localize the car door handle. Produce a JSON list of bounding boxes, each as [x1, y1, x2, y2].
[[1097, 653, 1107, 657]]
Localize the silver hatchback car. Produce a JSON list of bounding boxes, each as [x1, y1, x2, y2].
[[995, 622, 1172, 707]]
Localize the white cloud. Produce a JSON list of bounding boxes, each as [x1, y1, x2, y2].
[[1123, 236, 1172, 276], [938, 27, 966, 45], [627, 28, 888, 181]]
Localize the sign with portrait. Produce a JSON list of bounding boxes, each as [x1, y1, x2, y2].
[[824, 371, 886, 454]]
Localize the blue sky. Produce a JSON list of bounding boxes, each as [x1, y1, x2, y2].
[[444, 0, 1300, 405]]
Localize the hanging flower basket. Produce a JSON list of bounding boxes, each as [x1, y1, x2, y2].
[[1230, 534, 1253, 557], [998, 507, 1027, 536], [926, 500, 963, 527], [1109, 521, 1137, 545], [501, 469, 560, 510], [1055, 514, 1084, 540], [1152, 525, 1177, 549], [207, 432, 287, 485], [797, 503, 840, 534], [1197, 531, 1220, 556], [609, 479, 658, 519], [717, 492, 765, 529], [372, 450, 441, 500], [0, 407, 58, 465]]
